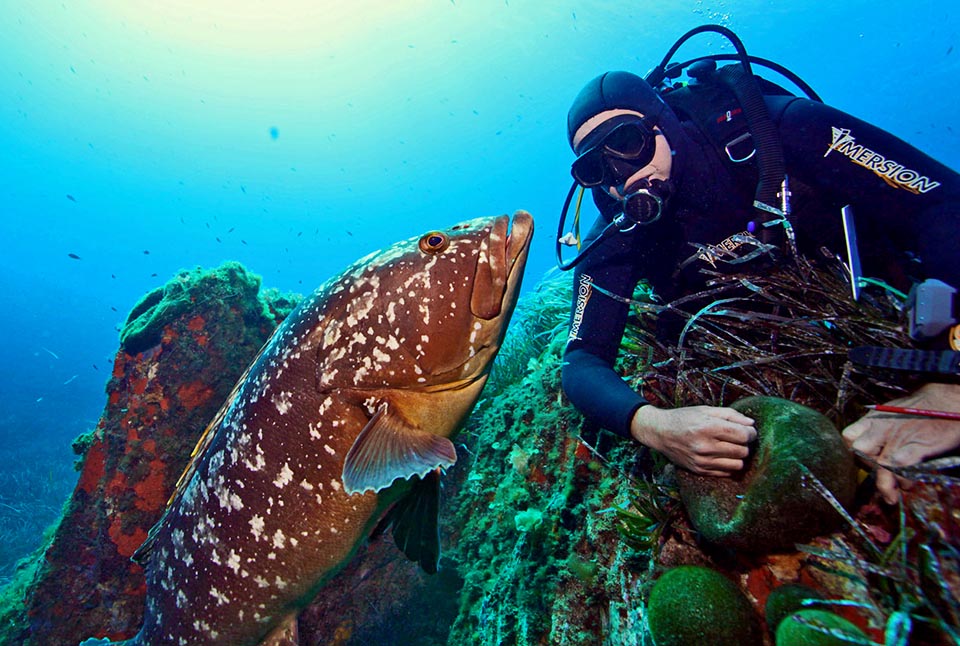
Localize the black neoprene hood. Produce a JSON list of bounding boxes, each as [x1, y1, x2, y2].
[[567, 71, 673, 154]]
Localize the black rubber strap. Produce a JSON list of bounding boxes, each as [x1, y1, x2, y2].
[[849, 346, 960, 375]]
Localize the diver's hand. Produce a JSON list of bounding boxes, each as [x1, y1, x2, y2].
[[630, 404, 757, 476], [842, 382, 960, 504]]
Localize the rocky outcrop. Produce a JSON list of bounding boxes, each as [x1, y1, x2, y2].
[[11, 262, 295, 645]]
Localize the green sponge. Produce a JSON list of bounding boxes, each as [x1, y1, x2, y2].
[[765, 583, 825, 633], [775, 609, 867, 645], [647, 565, 761, 646]]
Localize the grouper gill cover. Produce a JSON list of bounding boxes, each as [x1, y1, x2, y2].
[[95, 211, 533, 646]]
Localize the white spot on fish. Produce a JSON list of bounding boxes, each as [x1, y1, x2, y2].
[[273, 391, 293, 415], [215, 485, 244, 512], [209, 586, 230, 606], [323, 444, 336, 456], [243, 448, 266, 472], [249, 514, 265, 540], [273, 462, 293, 488], [322, 325, 342, 349], [272, 529, 286, 549], [226, 549, 241, 573]]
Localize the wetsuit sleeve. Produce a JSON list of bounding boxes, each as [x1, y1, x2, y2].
[[772, 97, 960, 293], [561, 217, 648, 438]]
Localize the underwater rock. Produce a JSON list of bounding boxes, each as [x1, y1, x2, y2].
[[10, 263, 295, 646], [775, 609, 868, 646], [677, 396, 857, 552], [647, 565, 761, 646], [119, 260, 282, 355]]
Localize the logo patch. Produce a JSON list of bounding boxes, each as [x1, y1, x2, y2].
[[568, 274, 592, 343], [824, 127, 940, 194]]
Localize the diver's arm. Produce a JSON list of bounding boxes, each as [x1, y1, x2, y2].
[[561, 220, 647, 438], [773, 97, 960, 499], [772, 96, 960, 290], [561, 217, 757, 474]]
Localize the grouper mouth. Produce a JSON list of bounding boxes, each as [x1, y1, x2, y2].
[[470, 210, 534, 320]]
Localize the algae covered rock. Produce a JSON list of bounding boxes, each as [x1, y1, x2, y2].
[[775, 609, 867, 645], [12, 262, 296, 645], [677, 396, 857, 552], [120, 261, 275, 355], [647, 565, 761, 646]]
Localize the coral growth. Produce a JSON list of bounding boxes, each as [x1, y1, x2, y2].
[[764, 583, 825, 635]]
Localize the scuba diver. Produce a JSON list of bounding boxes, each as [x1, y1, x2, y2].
[[558, 25, 960, 504]]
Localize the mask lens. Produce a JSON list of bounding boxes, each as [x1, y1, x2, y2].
[[571, 120, 656, 188], [603, 121, 653, 159], [571, 152, 605, 187]]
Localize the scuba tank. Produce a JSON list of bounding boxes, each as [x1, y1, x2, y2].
[[646, 24, 823, 253]]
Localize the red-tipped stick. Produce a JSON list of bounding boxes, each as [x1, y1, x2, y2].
[[866, 404, 960, 421]]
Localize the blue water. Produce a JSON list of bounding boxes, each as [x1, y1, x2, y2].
[[0, 1, 957, 573]]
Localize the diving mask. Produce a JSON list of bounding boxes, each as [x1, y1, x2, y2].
[[570, 119, 657, 188]]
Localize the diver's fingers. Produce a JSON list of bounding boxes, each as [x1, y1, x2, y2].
[[874, 467, 901, 505], [687, 455, 748, 475], [844, 417, 886, 457], [712, 423, 757, 446], [694, 439, 751, 459], [841, 416, 871, 446], [715, 407, 756, 428]]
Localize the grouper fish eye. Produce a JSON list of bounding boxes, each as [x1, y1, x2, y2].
[[418, 231, 449, 253], [83, 211, 533, 646]]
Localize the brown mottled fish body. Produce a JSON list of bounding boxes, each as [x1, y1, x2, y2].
[[105, 212, 533, 646]]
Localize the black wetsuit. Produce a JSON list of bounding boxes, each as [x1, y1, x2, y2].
[[562, 95, 960, 438]]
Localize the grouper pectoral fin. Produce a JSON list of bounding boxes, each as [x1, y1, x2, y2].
[[384, 469, 442, 574], [342, 401, 457, 495]]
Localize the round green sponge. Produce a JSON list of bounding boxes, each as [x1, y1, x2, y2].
[[677, 396, 857, 552], [647, 565, 761, 646], [765, 583, 825, 633], [775, 609, 867, 645]]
